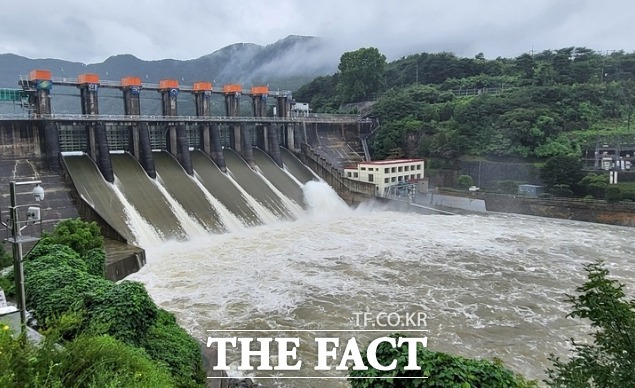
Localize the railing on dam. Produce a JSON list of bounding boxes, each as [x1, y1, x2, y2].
[[300, 143, 376, 197], [0, 113, 371, 124]]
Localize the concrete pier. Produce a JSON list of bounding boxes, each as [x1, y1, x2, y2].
[[224, 84, 242, 153], [224, 84, 254, 166], [159, 79, 193, 175], [122, 77, 156, 178], [252, 86, 282, 166], [78, 73, 114, 183], [194, 82, 226, 171], [277, 95, 297, 151]]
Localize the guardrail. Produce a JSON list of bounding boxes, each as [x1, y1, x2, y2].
[[0, 113, 372, 124], [47, 76, 293, 97]]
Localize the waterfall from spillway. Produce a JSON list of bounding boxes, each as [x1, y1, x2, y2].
[[111, 178, 164, 246], [152, 173, 210, 237], [191, 173, 245, 233], [254, 169, 304, 219], [224, 170, 281, 225], [63, 150, 314, 245]]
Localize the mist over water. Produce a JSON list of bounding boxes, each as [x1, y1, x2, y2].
[[126, 182, 635, 387]]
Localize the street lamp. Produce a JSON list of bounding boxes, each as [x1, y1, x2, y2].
[[1, 180, 45, 333]]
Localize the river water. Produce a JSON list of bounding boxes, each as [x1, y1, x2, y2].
[[127, 182, 635, 387]]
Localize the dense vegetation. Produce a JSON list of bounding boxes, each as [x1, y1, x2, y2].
[[349, 333, 537, 387], [349, 261, 634, 387], [295, 47, 635, 162], [546, 261, 635, 387], [0, 219, 206, 387]]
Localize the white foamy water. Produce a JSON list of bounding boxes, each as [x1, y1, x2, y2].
[[191, 173, 245, 233], [225, 169, 280, 225], [127, 182, 635, 387], [111, 177, 163, 246], [254, 169, 305, 218], [152, 173, 209, 237]]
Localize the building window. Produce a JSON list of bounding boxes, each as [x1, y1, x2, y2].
[[384, 178, 389, 183], [391, 177, 396, 182], [398, 166, 403, 172], [411, 174, 415, 180], [354, 172, 358, 178], [384, 168, 389, 173], [391, 167, 396, 173], [347, 172, 352, 177], [361, 167, 366, 171], [404, 165, 409, 171], [417, 173, 421, 178], [368, 174, 374, 182], [416, 164, 421, 170]]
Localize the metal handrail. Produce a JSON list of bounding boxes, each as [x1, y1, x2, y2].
[[0, 112, 372, 124]]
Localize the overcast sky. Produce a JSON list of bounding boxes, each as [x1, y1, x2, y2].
[[1, 0, 632, 64]]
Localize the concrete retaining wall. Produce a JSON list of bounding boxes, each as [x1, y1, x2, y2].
[[416, 193, 487, 212], [299, 143, 375, 203], [481, 193, 635, 227]]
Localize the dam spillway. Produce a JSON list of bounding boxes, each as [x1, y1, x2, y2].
[[63, 147, 316, 246]]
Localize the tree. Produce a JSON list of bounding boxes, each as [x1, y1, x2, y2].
[[578, 173, 608, 198], [43, 219, 104, 257], [457, 174, 474, 188], [540, 155, 584, 189], [349, 334, 537, 387], [546, 261, 635, 387], [337, 47, 387, 103]]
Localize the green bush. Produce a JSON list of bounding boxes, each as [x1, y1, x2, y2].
[[540, 155, 584, 189], [0, 327, 64, 387], [497, 180, 520, 194], [8, 219, 207, 387], [546, 261, 635, 386], [44, 219, 104, 257], [605, 186, 622, 203], [86, 281, 158, 346], [456, 174, 474, 189], [0, 275, 12, 295], [25, 265, 113, 326], [538, 193, 553, 199], [25, 249, 88, 274], [24, 242, 79, 262], [578, 173, 607, 198], [0, 242, 12, 269], [82, 247, 106, 277], [140, 309, 206, 387], [349, 334, 537, 387], [550, 184, 574, 198], [0, 327, 174, 388], [59, 335, 174, 388], [621, 189, 635, 201], [26, 241, 105, 278]]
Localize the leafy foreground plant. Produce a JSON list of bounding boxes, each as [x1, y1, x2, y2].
[[0, 326, 174, 388], [349, 333, 537, 387], [546, 260, 635, 387], [1, 219, 206, 387]]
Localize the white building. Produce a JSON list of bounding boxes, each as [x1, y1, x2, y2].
[[343, 158, 425, 196], [291, 102, 310, 117]]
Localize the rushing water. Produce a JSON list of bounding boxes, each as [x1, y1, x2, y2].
[[127, 181, 634, 387]]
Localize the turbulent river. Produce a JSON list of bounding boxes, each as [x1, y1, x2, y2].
[[127, 182, 635, 387]]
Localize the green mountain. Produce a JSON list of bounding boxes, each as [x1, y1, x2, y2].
[[0, 35, 336, 91]]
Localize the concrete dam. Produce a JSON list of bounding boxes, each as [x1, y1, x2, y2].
[[0, 69, 373, 279]]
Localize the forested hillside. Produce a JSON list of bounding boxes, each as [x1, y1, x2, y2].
[[295, 48, 635, 163]]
